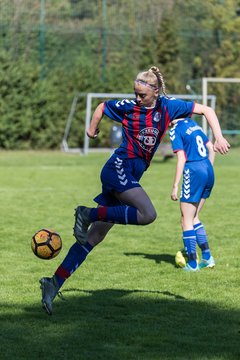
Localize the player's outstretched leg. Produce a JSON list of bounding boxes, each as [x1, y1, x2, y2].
[[39, 276, 60, 315], [73, 206, 92, 244], [39, 223, 113, 315]]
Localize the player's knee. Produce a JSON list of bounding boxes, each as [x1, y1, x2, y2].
[[149, 210, 157, 224], [142, 209, 157, 225]]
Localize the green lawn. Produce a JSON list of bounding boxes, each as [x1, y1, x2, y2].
[[0, 149, 239, 360]]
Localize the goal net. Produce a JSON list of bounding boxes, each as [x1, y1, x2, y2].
[[62, 92, 216, 155]]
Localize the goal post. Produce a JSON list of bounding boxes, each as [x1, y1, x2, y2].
[[62, 92, 216, 154], [202, 77, 240, 135]]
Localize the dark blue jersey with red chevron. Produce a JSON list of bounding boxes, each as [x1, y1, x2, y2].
[[103, 96, 194, 164]]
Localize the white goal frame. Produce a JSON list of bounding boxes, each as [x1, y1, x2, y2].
[[202, 77, 240, 135], [62, 92, 216, 155]]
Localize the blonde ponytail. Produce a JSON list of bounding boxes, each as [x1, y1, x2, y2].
[[135, 66, 167, 96], [149, 66, 167, 96]]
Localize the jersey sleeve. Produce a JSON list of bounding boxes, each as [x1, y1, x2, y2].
[[166, 98, 195, 121], [103, 99, 133, 123], [169, 125, 184, 153]]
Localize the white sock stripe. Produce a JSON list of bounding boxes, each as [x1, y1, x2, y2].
[[194, 224, 203, 230], [125, 206, 129, 224], [183, 235, 196, 239], [81, 245, 90, 253]]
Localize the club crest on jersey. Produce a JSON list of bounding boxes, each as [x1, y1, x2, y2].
[[137, 127, 159, 152], [153, 112, 161, 122]]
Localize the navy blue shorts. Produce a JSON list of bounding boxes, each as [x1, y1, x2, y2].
[[180, 159, 214, 203], [94, 154, 147, 206]]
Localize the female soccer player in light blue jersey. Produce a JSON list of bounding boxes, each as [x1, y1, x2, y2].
[[40, 66, 230, 314], [170, 118, 216, 271]]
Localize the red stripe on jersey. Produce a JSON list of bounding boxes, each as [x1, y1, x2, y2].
[[122, 119, 134, 158], [132, 105, 143, 158], [123, 105, 142, 158]]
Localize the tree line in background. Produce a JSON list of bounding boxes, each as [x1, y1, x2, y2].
[[0, 0, 240, 149]]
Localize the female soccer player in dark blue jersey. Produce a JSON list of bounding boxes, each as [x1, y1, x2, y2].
[[170, 118, 216, 271], [40, 66, 230, 314]]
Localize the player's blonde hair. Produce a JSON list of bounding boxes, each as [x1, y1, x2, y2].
[[135, 66, 167, 96]]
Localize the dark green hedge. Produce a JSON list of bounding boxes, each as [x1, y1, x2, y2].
[[0, 51, 100, 149]]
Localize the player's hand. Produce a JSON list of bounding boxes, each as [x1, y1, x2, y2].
[[87, 127, 100, 139], [213, 137, 230, 154], [171, 185, 178, 201]]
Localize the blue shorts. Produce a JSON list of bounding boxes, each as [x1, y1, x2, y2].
[[94, 154, 147, 206], [180, 159, 214, 203]]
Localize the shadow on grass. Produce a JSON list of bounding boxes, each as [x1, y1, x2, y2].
[[0, 288, 240, 360], [124, 252, 176, 266]]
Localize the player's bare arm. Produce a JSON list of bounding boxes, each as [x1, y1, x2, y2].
[[171, 150, 186, 201], [87, 102, 104, 138], [206, 141, 215, 165], [193, 103, 230, 154]]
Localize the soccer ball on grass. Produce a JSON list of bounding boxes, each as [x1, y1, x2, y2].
[[175, 248, 199, 268], [175, 249, 187, 268], [31, 229, 62, 260]]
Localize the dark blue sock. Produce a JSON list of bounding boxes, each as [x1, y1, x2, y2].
[[183, 230, 197, 268], [55, 241, 93, 288], [194, 223, 211, 260], [90, 205, 138, 224]]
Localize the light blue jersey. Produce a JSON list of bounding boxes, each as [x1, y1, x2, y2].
[[169, 118, 209, 161], [170, 118, 214, 202]]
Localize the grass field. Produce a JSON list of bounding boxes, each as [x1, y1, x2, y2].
[[0, 149, 239, 360]]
